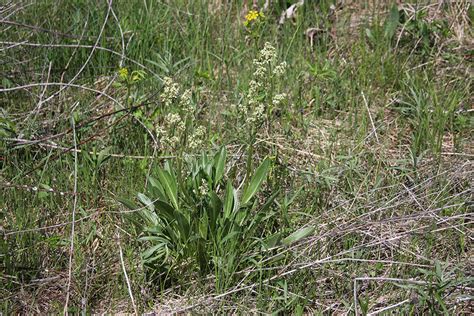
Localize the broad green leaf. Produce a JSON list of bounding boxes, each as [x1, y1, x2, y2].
[[117, 197, 139, 210], [157, 168, 179, 210], [234, 209, 247, 226], [175, 211, 191, 241], [154, 200, 176, 222], [232, 186, 240, 214], [137, 193, 159, 225], [208, 191, 220, 233], [209, 191, 222, 214], [144, 225, 163, 234], [140, 210, 159, 226], [223, 181, 234, 219], [199, 212, 208, 239], [384, 4, 400, 40], [214, 147, 226, 184], [262, 232, 282, 250], [196, 238, 209, 275], [138, 193, 155, 212], [148, 176, 167, 201], [241, 158, 270, 205], [142, 244, 165, 259], [281, 226, 315, 246]]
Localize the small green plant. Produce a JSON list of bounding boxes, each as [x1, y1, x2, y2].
[[358, 296, 370, 315], [119, 148, 279, 289], [365, 4, 401, 45], [243, 10, 266, 41], [0, 109, 16, 138], [398, 261, 473, 314], [399, 9, 450, 56], [116, 67, 147, 107], [82, 146, 111, 185]]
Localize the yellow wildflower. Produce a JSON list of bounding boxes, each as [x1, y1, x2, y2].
[[244, 10, 264, 26], [118, 67, 129, 80]]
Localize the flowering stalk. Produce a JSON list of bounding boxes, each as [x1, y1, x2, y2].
[[156, 77, 206, 183], [232, 42, 288, 185]]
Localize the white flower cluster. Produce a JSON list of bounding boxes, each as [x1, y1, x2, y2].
[[245, 79, 265, 124], [247, 103, 265, 124], [259, 42, 277, 64], [192, 178, 209, 197], [156, 79, 205, 152], [165, 113, 181, 125], [252, 42, 276, 80], [188, 126, 206, 150], [273, 61, 287, 77], [198, 179, 209, 196], [272, 93, 287, 106], [161, 77, 179, 107], [236, 43, 288, 126], [247, 80, 262, 106], [179, 89, 194, 113], [157, 115, 180, 148], [157, 112, 206, 151]]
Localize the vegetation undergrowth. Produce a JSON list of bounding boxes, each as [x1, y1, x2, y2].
[[1, 0, 472, 314]]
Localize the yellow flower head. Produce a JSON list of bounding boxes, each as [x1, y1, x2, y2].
[[244, 10, 264, 26], [118, 67, 129, 80]]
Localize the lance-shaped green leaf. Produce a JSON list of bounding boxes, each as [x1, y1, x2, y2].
[[138, 193, 155, 212], [281, 226, 315, 246], [214, 147, 226, 185], [223, 181, 234, 219], [154, 200, 176, 222], [241, 158, 270, 205], [384, 4, 400, 40], [148, 176, 167, 201], [117, 197, 139, 210], [157, 168, 178, 210], [137, 193, 159, 225]]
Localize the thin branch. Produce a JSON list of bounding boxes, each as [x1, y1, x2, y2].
[[361, 91, 379, 143], [117, 232, 138, 315]]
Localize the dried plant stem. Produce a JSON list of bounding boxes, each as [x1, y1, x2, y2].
[[64, 109, 79, 315]]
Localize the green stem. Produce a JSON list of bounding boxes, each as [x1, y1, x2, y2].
[[245, 127, 256, 187]]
